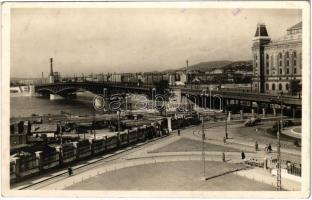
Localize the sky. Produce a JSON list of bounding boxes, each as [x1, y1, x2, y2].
[[10, 8, 302, 78]]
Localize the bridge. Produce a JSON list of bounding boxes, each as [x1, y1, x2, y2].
[[34, 82, 301, 109], [35, 82, 151, 97]]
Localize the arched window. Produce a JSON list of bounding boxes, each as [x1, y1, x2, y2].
[[286, 83, 289, 90], [272, 84, 275, 90], [279, 83, 283, 90]]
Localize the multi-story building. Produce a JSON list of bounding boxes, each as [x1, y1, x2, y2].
[[252, 22, 302, 95]]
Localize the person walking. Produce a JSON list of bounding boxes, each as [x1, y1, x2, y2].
[[268, 144, 272, 152], [68, 167, 73, 176], [223, 137, 227, 144], [241, 151, 245, 160], [255, 141, 259, 152], [222, 152, 226, 162]]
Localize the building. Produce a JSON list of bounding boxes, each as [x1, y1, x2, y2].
[[252, 22, 302, 95]]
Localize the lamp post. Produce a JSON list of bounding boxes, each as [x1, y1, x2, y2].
[[152, 88, 156, 110], [201, 114, 206, 180], [93, 109, 96, 140], [201, 89, 207, 111], [270, 92, 283, 191], [225, 110, 228, 139], [117, 110, 121, 144]]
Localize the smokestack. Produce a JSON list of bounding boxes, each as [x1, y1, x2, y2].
[[42, 72, 44, 79], [50, 58, 53, 76], [186, 60, 189, 68]]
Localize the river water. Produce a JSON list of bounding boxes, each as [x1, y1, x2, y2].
[[10, 96, 96, 118]]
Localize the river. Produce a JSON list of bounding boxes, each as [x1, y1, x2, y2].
[[10, 94, 96, 118]]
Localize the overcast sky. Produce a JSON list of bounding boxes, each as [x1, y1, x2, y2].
[[11, 8, 302, 78]]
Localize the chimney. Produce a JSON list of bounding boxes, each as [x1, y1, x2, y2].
[[186, 60, 189, 69], [50, 58, 53, 76]]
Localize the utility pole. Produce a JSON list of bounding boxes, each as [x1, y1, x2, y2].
[[276, 93, 282, 191], [270, 93, 282, 191], [117, 110, 121, 143], [225, 110, 228, 139], [201, 114, 206, 180], [93, 109, 96, 140]]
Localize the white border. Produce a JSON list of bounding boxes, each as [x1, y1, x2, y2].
[[1, 1, 310, 198]]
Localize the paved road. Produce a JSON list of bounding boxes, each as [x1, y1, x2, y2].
[[13, 121, 301, 191]]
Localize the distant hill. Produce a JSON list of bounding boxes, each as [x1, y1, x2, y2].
[[163, 60, 252, 73]]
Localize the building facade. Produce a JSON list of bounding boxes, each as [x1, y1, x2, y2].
[[252, 22, 302, 95]]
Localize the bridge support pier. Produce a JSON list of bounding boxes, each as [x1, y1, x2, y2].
[[262, 108, 266, 117], [251, 109, 255, 117], [227, 111, 231, 121], [167, 117, 172, 133], [240, 110, 244, 120], [292, 106, 296, 119], [273, 107, 277, 117], [50, 94, 64, 100]]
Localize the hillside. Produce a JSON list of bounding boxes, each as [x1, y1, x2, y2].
[[163, 60, 252, 73]]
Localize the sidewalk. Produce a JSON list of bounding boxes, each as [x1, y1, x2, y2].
[[234, 167, 301, 191]]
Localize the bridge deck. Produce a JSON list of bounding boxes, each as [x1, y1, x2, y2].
[[34, 82, 301, 106]]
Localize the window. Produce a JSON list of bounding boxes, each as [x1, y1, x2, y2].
[[286, 68, 289, 74], [279, 61, 282, 67], [266, 54, 269, 60], [266, 84, 269, 90], [272, 84, 275, 90], [286, 60, 289, 67], [279, 83, 283, 90], [286, 83, 289, 90], [294, 68, 297, 74], [293, 51, 297, 58], [279, 53, 282, 59], [279, 69, 283, 74], [266, 62, 269, 68], [286, 52, 289, 58], [266, 69, 269, 75]]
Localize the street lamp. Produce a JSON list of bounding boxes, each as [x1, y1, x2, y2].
[[201, 89, 207, 111], [200, 114, 206, 180], [270, 92, 283, 191], [152, 88, 156, 110], [225, 110, 228, 139]]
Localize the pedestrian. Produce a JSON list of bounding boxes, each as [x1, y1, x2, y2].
[[268, 144, 272, 152], [68, 167, 73, 176], [178, 129, 180, 136], [255, 141, 259, 152], [241, 151, 245, 160], [222, 152, 226, 162], [223, 137, 226, 144]]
